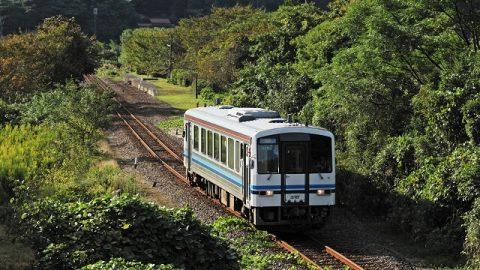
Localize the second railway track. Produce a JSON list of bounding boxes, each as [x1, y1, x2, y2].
[[85, 74, 381, 270]]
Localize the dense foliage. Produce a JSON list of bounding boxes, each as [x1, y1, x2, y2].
[[176, 5, 271, 89], [18, 195, 237, 269], [117, 1, 480, 266], [0, 16, 100, 103], [0, 80, 238, 269], [81, 258, 176, 270], [293, 0, 480, 262], [230, 3, 322, 115], [120, 28, 182, 76], [131, 0, 329, 17], [0, 0, 137, 41], [212, 217, 310, 269], [0, 83, 116, 203]]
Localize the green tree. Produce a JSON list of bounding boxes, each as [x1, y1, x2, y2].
[[0, 16, 100, 102], [230, 3, 323, 115], [176, 5, 271, 89], [294, 0, 480, 259], [120, 28, 182, 76]]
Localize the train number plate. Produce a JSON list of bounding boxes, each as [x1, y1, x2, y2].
[[285, 193, 305, 203]]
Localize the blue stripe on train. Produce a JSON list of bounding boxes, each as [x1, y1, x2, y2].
[[250, 184, 336, 191], [190, 153, 243, 187], [186, 152, 336, 191]]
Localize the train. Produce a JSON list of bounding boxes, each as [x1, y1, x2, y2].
[[183, 106, 335, 227]]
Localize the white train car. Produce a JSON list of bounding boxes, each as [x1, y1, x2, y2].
[[183, 106, 335, 227]]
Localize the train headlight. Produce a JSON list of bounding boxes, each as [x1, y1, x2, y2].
[[316, 189, 326, 196], [265, 190, 274, 196]]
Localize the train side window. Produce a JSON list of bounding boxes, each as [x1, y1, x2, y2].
[[193, 125, 199, 151], [221, 136, 227, 164], [214, 133, 219, 160], [240, 143, 244, 159], [201, 128, 206, 154], [228, 138, 234, 169], [235, 141, 240, 172], [207, 131, 213, 157]]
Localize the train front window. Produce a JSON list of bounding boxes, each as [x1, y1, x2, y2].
[[284, 144, 306, 174], [257, 137, 279, 174], [310, 135, 332, 173]]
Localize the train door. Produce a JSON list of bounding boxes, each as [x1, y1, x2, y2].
[[281, 142, 308, 205], [242, 144, 250, 206], [185, 122, 191, 171]]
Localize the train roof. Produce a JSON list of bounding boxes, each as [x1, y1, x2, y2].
[[185, 106, 329, 141]]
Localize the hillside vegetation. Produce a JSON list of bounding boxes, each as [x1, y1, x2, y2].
[[0, 17, 238, 270], [118, 1, 480, 267]]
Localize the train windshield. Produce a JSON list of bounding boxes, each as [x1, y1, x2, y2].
[[310, 135, 332, 173], [257, 134, 332, 174], [257, 137, 279, 174]]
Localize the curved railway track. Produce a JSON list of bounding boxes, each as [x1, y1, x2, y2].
[[84, 74, 376, 270]]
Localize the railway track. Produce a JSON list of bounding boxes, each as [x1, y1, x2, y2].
[[84, 74, 369, 270]]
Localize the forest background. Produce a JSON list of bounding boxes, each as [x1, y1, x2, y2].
[[0, 0, 479, 268]]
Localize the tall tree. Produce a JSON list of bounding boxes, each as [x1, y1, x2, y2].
[[0, 16, 100, 102], [231, 3, 324, 115]]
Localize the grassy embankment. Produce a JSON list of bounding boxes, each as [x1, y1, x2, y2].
[[147, 78, 197, 134]]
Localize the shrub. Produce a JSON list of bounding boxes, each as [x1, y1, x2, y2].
[[464, 198, 480, 268], [49, 165, 142, 202], [0, 124, 66, 203], [167, 69, 192, 86], [212, 217, 308, 269], [156, 117, 184, 134], [199, 87, 228, 105], [19, 194, 238, 269], [81, 258, 177, 270], [0, 82, 117, 203], [0, 99, 19, 125]]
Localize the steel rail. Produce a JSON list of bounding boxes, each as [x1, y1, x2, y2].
[[325, 246, 364, 270], [116, 111, 184, 181], [86, 75, 182, 163], [116, 100, 182, 162], [274, 237, 323, 269], [86, 74, 367, 270]]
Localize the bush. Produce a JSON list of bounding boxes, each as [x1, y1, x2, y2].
[[156, 117, 184, 134], [199, 87, 229, 105], [0, 124, 66, 203], [167, 69, 192, 86], [81, 258, 177, 270], [464, 198, 480, 268], [50, 165, 142, 202], [0, 83, 118, 203], [212, 217, 308, 269], [335, 168, 388, 216], [19, 194, 238, 269], [0, 99, 19, 125]]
